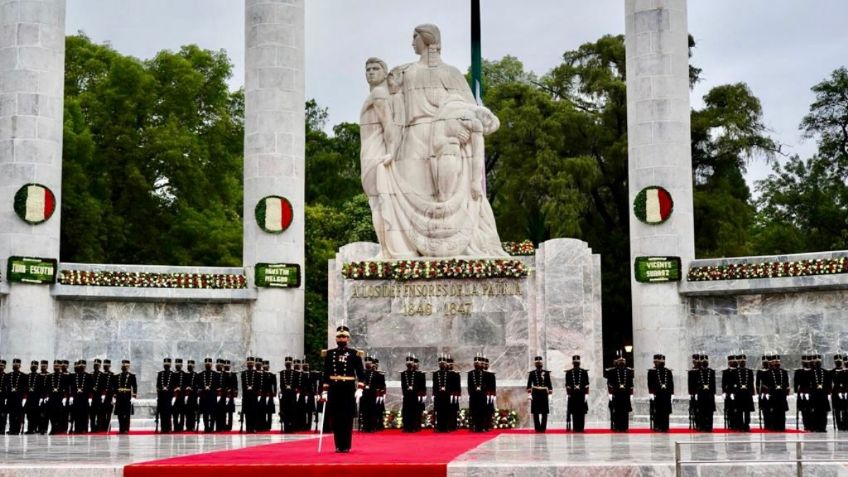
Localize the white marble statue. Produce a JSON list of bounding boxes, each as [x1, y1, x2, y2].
[[359, 24, 506, 259]]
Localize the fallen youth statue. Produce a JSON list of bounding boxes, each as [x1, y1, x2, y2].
[[359, 24, 506, 259]]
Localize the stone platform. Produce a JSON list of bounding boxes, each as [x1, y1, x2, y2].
[[2, 430, 847, 477]]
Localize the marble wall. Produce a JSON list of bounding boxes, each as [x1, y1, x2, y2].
[[327, 238, 604, 425], [55, 301, 251, 399]]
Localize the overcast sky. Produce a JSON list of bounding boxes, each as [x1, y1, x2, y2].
[[66, 0, 848, 187]]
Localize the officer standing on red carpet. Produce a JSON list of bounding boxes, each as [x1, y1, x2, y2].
[[114, 360, 137, 434], [565, 355, 590, 432], [647, 354, 674, 432], [321, 325, 365, 453], [526, 356, 552, 433]]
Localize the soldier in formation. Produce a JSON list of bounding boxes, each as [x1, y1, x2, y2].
[[527, 356, 552, 433], [565, 355, 589, 432], [321, 325, 365, 453], [647, 354, 674, 432], [605, 352, 634, 432]]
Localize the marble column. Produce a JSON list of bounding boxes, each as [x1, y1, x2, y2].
[[0, 0, 65, 358], [625, 0, 695, 386], [243, 0, 305, 367]]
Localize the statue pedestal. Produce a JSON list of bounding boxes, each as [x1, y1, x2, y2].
[[328, 238, 605, 427]]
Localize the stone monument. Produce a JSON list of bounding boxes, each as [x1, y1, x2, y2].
[[329, 25, 605, 425]]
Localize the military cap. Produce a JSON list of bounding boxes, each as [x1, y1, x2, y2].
[[572, 355, 581, 361], [246, 356, 255, 363], [653, 354, 662, 360], [446, 358, 454, 363], [406, 355, 415, 363], [364, 355, 374, 362], [104, 359, 112, 365], [534, 356, 543, 362], [262, 360, 269, 365], [216, 358, 224, 364], [204, 358, 213, 364], [413, 357, 420, 363], [225, 359, 231, 365], [40, 360, 48, 365], [284, 356, 293, 363], [373, 358, 380, 364], [79, 359, 86, 365], [0, 359, 6, 365], [163, 357, 172, 363], [293, 358, 301, 364], [30, 360, 38, 366], [13, 358, 21, 364], [175, 358, 183, 364], [122, 359, 131, 365], [94, 358, 103, 364], [336, 325, 351, 337]]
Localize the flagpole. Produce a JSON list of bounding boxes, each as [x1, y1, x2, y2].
[[470, 0, 483, 104]]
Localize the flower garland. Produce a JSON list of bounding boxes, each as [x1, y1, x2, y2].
[[342, 259, 528, 281], [492, 408, 519, 429], [687, 257, 848, 282], [502, 240, 535, 256], [59, 270, 247, 289], [383, 410, 402, 429]]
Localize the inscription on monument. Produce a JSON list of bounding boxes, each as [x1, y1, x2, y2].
[[350, 280, 522, 317]]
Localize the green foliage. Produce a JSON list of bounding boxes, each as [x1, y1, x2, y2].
[[753, 67, 848, 254], [61, 34, 243, 266]]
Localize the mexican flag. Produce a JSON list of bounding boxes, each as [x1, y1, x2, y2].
[[634, 186, 673, 224], [14, 184, 56, 224], [255, 196, 293, 233]]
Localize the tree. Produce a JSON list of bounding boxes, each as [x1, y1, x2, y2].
[[61, 34, 244, 266], [753, 67, 848, 253]]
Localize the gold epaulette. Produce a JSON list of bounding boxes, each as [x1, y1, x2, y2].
[[320, 349, 327, 358], [356, 350, 365, 358]]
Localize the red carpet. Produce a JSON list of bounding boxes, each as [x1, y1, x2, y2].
[[124, 430, 498, 477], [504, 427, 806, 434]]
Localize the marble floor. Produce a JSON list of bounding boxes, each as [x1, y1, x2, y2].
[[448, 431, 848, 477], [0, 433, 313, 477], [3, 430, 848, 477]]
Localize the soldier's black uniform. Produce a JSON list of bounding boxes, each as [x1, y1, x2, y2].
[[807, 354, 831, 432], [5, 359, 25, 434], [253, 357, 268, 431], [606, 355, 633, 432], [647, 354, 674, 432], [483, 358, 496, 430], [88, 359, 104, 432], [171, 359, 188, 432], [241, 357, 261, 433], [691, 354, 716, 431], [279, 357, 298, 433], [261, 360, 276, 432], [400, 356, 423, 432], [565, 355, 589, 432], [831, 354, 847, 431], [44, 361, 66, 434], [213, 360, 227, 430], [756, 356, 770, 430], [37, 360, 51, 434], [24, 361, 42, 434], [763, 355, 790, 431], [225, 361, 238, 431], [360, 357, 381, 432], [794, 355, 812, 430], [197, 358, 221, 432], [730, 355, 755, 432], [432, 356, 453, 432], [70, 360, 93, 434], [467, 356, 490, 432], [114, 360, 137, 434], [292, 359, 307, 431], [156, 358, 175, 433], [184, 360, 200, 431], [446, 359, 461, 432], [321, 325, 365, 453], [721, 356, 737, 430], [527, 356, 552, 433], [98, 360, 116, 432]]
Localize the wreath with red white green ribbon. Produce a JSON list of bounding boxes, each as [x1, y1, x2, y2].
[[13, 183, 56, 225], [255, 195, 294, 234], [633, 186, 673, 225]]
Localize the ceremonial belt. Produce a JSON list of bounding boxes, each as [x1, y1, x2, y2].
[[329, 376, 355, 381], [531, 386, 549, 390], [117, 388, 133, 392]]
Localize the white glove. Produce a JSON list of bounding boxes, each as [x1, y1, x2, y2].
[[296, 393, 300, 402], [321, 391, 328, 402], [765, 394, 770, 400], [722, 393, 726, 400], [841, 393, 846, 400], [695, 395, 698, 401], [21, 398, 27, 408], [730, 394, 735, 401], [670, 395, 674, 403], [527, 393, 532, 401], [805, 393, 810, 400], [608, 394, 613, 402], [649, 393, 655, 401], [354, 389, 363, 400], [88, 398, 92, 407], [69, 397, 74, 406], [584, 395, 588, 403], [171, 397, 176, 407], [453, 396, 459, 404]]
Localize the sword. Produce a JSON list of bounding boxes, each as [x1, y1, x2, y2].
[[317, 393, 328, 453]]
